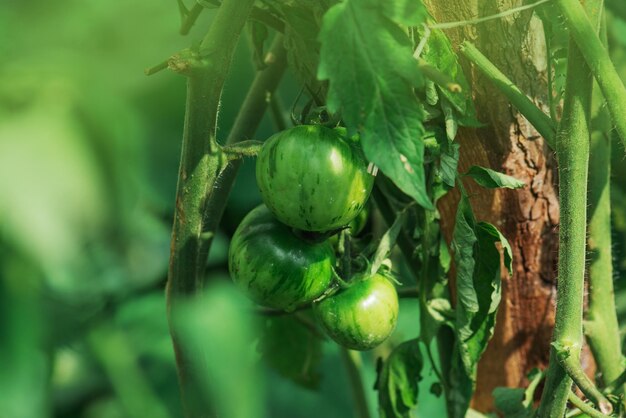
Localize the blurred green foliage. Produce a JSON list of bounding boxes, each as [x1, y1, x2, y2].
[[1, 1, 625, 418]]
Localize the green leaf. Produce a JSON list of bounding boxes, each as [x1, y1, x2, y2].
[[270, 0, 332, 91], [451, 191, 512, 389], [258, 314, 323, 390], [319, 0, 433, 210], [439, 139, 459, 189], [376, 339, 424, 418], [492, 388, 527, 418], [465, 166, 526, 190], [419, 28, 479, 129], [370, 211, 407, 276], [493, 368, 544, 418], [448, 346, 474, 418]]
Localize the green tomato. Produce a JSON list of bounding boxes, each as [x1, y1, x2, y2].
[[256, 125, 374, 232], [228, 205, 335, 311], [313, 273, 399, 350]]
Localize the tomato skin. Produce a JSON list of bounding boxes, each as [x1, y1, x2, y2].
[[313, 273, 399, 350], [256, 125, 374, 232], [228, 205, 335, 311]]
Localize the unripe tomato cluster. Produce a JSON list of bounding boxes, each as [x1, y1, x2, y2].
[[228, 125, 400, 350]]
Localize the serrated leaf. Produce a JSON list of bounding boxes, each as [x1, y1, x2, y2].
[[259, 314, 323, 390], [376, 339, 423, 418], [465, 165, 526, 190], [370, 211, 406, 276], [269, 0, 332, 91], [451, 191, 512, 382], [319, 0, 433, 210]]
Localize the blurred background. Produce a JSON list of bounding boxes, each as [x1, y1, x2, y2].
[[1, 1, 626, 417]]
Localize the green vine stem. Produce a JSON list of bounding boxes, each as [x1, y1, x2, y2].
[[537, 1, 605, 416], [553, 342, 612, 413], [459, 42, 556, 148], [165, 0, 257, 414], [567, 392, 611, 418], [340, 348, 372, 418], [555, 0, 626, 148], [584, 8, 624, 397]]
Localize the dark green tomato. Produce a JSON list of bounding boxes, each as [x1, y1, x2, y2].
[[313, 273, 399, 350], [228, 205, 335, 311], [256, 125, 374, 232]]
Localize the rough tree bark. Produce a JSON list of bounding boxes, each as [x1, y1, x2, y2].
[[424, 0, 594, 412]]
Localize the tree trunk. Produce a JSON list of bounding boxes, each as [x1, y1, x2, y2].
[[424, 0, 584, 412]]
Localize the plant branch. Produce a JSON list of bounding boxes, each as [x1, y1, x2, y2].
[[340, 348, 372, 418], [223, 140, 264, 160], [417, 59, 462, 93], [555, 0, 626, 149], [460, 42, 556, 148], [584, 6, 624, 398], [554, 342, 613, 414], [198, 0, 285, 33], [567, 392, 611, 418], [537, 1, 602, 416], [180, 3, 203, 35], [166, 0, 257, 415]]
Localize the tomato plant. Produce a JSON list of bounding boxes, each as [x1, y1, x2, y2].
[[256, 125, 374, 232], [228, 205, 335, 311], [314, 272, 399, 351]]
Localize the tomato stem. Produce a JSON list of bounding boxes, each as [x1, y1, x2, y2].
[[552, 341, 612, 413], [537, 1, 604, 416], [460, 41, 556, 149], [555, 0, 626, 149], [567, 392, 612, 418], [583, 10, 625, 398], [165, 0, 260, 415]]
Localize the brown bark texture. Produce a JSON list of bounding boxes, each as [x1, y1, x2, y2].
[[424, 0, 578, 412]]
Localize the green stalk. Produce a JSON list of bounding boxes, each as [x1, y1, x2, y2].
[[340, 348, 372, 418], [567, 392, 611, 418], [555, 0, 626, 148], [166, 33, 286, 415], [584, 9, 624, 395], [537, 1, 604, 415], [166, 0, 256, 414], [459, 42, 556, 148]]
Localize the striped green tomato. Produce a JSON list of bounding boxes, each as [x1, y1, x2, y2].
[[256, 125, 374, 232], [313, 273, 399, 351], [228, 205, 334, 311]]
